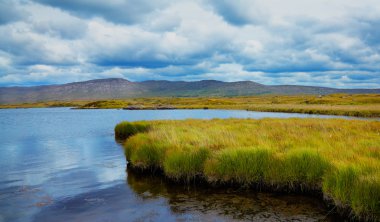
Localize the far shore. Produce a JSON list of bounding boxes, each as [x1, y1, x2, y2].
[[1, 94, 379, 118]]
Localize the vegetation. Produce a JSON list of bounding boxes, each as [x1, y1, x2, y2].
[[0, 101, 88, 108], [115, 118, 380, 220], [1, 94, 379, 117], [80, 100, 128, 109], [114, 121, 150, 140], [77, 94, 380, 117]]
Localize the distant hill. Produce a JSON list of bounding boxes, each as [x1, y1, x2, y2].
[[0, 78, 379, 104]]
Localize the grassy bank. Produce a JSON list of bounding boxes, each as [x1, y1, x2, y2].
[[69, 94, 380, 118], [2, 94, 379, 117], [0, 101, 88, 108], [115, 118, 380, 220]]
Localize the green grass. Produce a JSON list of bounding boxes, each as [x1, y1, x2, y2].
[[205, 147, 274, 184], [115, 118, 380, 220], [164, 147, 210, 181], [114, 122, 150, 140]]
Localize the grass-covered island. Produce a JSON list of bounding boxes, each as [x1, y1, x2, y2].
[[115, 118, 380, 221]]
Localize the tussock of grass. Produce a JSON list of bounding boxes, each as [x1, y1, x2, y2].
[[164, 147, 209, 181], [114, 121, 150, 140], [323, 164, 380, 220], [352, 175, 380, 219], [124, 133, 166, 169], [115, 118, 380, 219], [323, 164, 361, 205], [204, 147, 274, 184], [205, 148, 331, 190], [278, 149, 330, 187]]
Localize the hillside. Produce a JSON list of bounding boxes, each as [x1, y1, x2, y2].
[[0, 78, 379, 104]]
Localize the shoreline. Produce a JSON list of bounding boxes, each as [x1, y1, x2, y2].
[[1, 105, 379, 119], [77, 105, 380, 118], [126, 163, 350, 221]]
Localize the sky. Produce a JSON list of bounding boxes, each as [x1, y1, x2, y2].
[[0, 0, 380, 88]]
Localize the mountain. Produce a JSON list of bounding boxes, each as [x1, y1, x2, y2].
[[0, 78, 379, 104]]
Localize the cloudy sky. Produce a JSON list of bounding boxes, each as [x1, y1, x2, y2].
[[0, 0, 380, 88]]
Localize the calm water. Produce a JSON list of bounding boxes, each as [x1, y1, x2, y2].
[[0, 108, 361, 222]]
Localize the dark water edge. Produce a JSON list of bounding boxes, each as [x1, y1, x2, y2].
[[0, 108, 361, 222], [33, 167, 341, 222]]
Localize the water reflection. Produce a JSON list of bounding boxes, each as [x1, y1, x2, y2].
[[126, 167, 339, 221], [33, 167, 338, 221]]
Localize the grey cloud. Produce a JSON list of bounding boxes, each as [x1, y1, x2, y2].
[[30, 12, 88, 39], [0, 25, 79, 66], [347, 73, 379, 80], [0, 0, 28, 24], [355, 18, 380, 48], [32, 0, 170, 24], [205, 0, 265, 26]]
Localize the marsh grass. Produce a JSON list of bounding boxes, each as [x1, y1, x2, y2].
[[115, 118, 380, 219], [323, 164, 380, 220], [279, 149, 331, 187], [204, 147, 274, 185], [164, 147, 210, 181], [114, 121, 150, 140]]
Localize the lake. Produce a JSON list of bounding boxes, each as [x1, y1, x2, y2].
[[0, 108, 363, 222]]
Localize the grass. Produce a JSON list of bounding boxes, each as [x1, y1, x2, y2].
[[79, 100, 128, 109], [0, 101, 88, 108], [2, 94, 380, 117], [114, 121, 150, 140], [72, 94, 380, 118], [115, 118, 380, 220]]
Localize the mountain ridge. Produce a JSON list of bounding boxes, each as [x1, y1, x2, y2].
[[0, 78, 379, 104]]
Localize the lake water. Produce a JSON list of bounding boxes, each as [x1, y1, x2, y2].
[[0, 108, 364, 222]]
